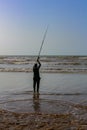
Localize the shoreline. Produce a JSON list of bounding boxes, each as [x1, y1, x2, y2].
[[0, 69, 87, 73], [0, 108, 87, 130], [0, 94, 87, 129]]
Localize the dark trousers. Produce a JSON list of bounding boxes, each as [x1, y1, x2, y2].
[[33, 78, 40, 93]]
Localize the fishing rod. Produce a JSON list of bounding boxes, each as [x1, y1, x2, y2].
[[37, 25, 49, 60]]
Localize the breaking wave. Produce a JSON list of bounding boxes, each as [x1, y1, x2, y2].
[[0, 55, 87, 73]]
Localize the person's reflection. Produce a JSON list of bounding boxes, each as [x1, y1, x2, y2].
[[33, 94, 40, 112]]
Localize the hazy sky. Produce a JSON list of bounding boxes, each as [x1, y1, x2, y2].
[[0, 0, 87, 55]]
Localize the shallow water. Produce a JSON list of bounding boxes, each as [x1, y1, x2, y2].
[[0, 72, 87, 95], [0, 72, 87, 117]]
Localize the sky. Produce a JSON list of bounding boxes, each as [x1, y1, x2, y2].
[[0, 0, 87, 56]]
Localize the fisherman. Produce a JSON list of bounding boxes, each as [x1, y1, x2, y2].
[[33, 26, 48, 94], [33, 57, 41, 94]]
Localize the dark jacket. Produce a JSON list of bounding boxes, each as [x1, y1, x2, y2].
[[33, 61, 41, 80]]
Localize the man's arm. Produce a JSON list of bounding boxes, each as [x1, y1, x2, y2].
[[37, 57, 41, 68]]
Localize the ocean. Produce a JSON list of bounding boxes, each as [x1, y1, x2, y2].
[[0, 55, 87, 73], [0, 56, 87, 117]]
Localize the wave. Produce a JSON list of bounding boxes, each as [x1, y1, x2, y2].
[[7, 90, 87, 96], [0, 56, 87, 73]]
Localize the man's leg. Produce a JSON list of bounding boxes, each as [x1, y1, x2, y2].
[[37, 79, 40, 93], [33, 79, 36, 93]]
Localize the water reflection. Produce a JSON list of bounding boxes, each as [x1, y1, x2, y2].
[[33, 93, 40, 112]]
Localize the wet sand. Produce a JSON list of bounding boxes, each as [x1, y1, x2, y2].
[[0, 94, 87, 130], [0, 108, 87, 130], [0, 109, 72, 130]]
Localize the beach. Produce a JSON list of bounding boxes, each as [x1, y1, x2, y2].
[[0, 72, 87, 129], [0, 56, 87, 129], [0, 0, 87, 128], [0, 91, 87, 130], [0, 109, 87, 130]]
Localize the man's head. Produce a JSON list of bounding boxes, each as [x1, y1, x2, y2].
[[34, 63, 37, 67]]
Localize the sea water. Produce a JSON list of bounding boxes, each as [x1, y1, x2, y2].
[[0, 55, 87, 73], [0, 56, 87, 116], [0, 72, 87, 113]]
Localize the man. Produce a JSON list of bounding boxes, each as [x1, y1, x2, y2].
[[33, 57, 41, 94]]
